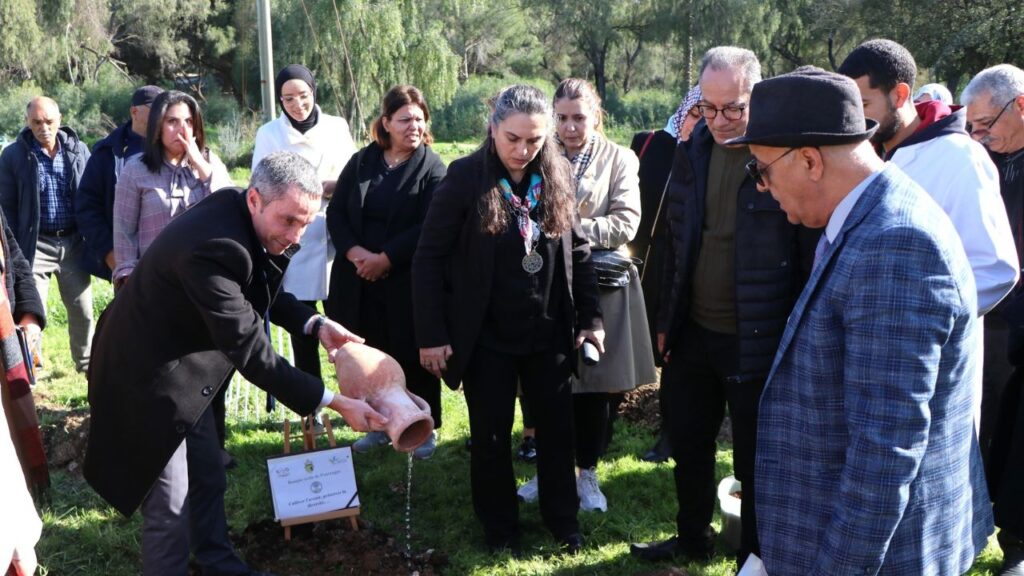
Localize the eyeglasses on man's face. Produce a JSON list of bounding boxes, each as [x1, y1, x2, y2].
[[983, 98, 1016, 131], [697, 103, 747, 121], [746, 147, 797, 186]]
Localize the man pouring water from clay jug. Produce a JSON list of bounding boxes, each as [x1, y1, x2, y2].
[[84, 151, 387, 576]]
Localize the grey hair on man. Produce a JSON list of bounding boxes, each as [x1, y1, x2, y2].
[[249, 150, 321, 203], [700, 46, 762, 90], [962, 64, 1024, 107]]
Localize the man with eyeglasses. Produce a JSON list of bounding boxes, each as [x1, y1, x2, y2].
[[839, 40, 1018, 483], [734, 63, 993, 576], [963, 63, 1024, 576], [838, 40, 1017, 316], [630, 46, 818, 567]]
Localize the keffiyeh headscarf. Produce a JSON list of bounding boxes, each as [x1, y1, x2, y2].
[[566, 134, 597, 184], [665, 85, 703, 140]]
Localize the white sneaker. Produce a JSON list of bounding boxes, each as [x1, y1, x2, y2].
[[577, 467, 607, 512], [517, 475, 539, 503], [352, 430, 390, 453]]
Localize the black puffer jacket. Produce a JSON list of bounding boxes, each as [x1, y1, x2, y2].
[[657, 121, 818, 381]]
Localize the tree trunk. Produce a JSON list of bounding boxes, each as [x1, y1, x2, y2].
[[593, 45, 608, 102], [682, 0, 693, 91], [622, 37, 644, 95]]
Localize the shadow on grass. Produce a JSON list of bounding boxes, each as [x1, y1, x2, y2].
[[37, 472, 141, 576]]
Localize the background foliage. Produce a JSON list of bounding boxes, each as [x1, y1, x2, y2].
[[1, 0, 1021, 153]]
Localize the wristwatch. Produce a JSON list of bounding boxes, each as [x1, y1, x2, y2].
[[310, 315, 327, 338]]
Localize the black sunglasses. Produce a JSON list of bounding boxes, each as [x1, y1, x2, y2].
[[745, 148, 797, 186]]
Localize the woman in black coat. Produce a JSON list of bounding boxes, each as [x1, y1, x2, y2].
[[325, 85, 446, 459], [412, 84, 604, 555]]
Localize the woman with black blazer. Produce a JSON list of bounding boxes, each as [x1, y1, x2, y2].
[[325, 85, 446, 459], [412, 84, 604, 555]]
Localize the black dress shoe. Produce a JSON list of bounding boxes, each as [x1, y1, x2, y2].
[[1000, 543, 1024, 576], [630, 534, 714, 562], [630, 536, 680, 561], [559, 532, 584, 555], [641, 434, 671, 463]]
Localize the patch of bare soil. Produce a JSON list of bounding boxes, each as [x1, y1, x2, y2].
[[615, 383, 733, 445], [220, 517, 447, 576], [618, 383, 662, 429], [40, 408, 90, 476]]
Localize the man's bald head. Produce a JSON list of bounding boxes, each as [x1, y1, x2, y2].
[[25, 96, 62, 153], [26, 96, 60, 116]]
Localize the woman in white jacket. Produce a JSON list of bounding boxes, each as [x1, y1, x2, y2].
[[252, 64, 357, 383]]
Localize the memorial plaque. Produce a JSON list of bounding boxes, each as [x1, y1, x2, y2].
[[267, 446, 359, 521]]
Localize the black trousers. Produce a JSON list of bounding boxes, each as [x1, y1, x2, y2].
[[141, 405, 249, 575], [982, 316, 1014, 464], [357, 291, 442, 427], [574, 393, 611, 469], [664, 319, 762, 563], [463, 344, 578, 545], [291, 300, 323, 382], [990, 365, 1024, 541]]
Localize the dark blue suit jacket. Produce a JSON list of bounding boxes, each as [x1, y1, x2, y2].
[[756, 165, 993, 574]]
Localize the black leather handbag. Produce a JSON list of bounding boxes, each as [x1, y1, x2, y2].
[[590, 249, 641, 288]]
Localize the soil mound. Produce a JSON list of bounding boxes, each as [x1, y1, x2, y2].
[[223, 517, 446, 575]]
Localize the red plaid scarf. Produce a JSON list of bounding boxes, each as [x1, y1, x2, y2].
[[0, 233, 49, 502]]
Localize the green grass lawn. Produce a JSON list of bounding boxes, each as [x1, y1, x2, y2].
[[28, 267, 1006, 575]]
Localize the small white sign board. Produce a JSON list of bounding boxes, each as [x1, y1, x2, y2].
[[266, 446, 359, 521]]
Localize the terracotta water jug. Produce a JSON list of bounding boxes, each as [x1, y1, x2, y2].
[[332, 342, 434, 452]]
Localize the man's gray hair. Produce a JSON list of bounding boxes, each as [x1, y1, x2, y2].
[[699, 46, 762, 91], [962, 64, 1024, 107], [249, 151, 321, 203]]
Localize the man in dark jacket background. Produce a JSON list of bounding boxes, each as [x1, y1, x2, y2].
[[630, 46, 817, 567], [0, 96, 92, 372], [75, 85, 161, 280], [964, 62, 1024, 576]]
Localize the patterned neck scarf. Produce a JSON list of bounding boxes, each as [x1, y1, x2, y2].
[[566, 134, 597, 184]]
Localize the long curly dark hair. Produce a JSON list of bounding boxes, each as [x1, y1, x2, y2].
[[477, 84, 574, 237]]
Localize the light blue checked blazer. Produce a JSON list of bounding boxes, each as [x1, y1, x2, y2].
[[755, 165, 993, 575]]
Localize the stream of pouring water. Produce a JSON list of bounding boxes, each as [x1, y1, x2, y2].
[[405, 452, 417, 575]]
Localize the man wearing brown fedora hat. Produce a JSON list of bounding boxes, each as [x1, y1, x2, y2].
[[731, 66, 993, 574]]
